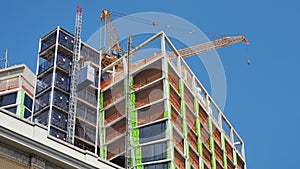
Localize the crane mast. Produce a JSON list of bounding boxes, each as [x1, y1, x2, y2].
[[67, 6, 82, 144], [101, 9, 122, 55]]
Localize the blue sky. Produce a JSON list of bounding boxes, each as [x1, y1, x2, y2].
[[1, 0, 299, 168]]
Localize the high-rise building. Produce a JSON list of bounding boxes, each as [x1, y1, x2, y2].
[[33, 27, 246, 169]]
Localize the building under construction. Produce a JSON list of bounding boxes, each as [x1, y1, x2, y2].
[[29, 24, 247, 169], [0, 7, 247, 169]]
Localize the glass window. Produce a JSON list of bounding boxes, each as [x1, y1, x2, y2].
[[53, 90, 69, 110], [5, 106, 17, 114], [24, 108, 31, 118], [142, 142, 166, 163], [50, 127, 66, 141], [0, 92, 17, 107], [34, 91, 51, 112], [51, 109, 68, 130], [24, 94, 33, 109], [75, 120, 96, 143], [41, 33, 56, 51], [33, 110, 49, 126], [59, 31, 73, 50], [144, 163, 168, 169], [140, 122, 165, 144]]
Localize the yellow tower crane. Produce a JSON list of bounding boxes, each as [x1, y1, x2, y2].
[[100, 9, 250, 67], [101, 9, 122, 55]]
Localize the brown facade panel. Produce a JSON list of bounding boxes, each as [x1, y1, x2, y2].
[[107, 136, 125, 160], [101, 76, 112, 89], [104, 100, 125, 125], [200, 125, 210, 149], [214, 143, 224, 167], [174, 148, 185, 169], [184, 86, 194, 111], [199, 105, 209, 130], [189, 146, 199, 169], [173, 128, 184, 154], [203, 164, 210, 169], [137, 102, 164, 126], [170, 86, 181, 112], [237, 154, 245, 169], [103, 80, 124, 108], [171, 106, 183, 133], [213, 125, 222, 147], [227, 157, 235, 169], [225, 140, 234, 162], [216, 160, 223, 169], [186, 107, 197, 133], [105, 118, 126, 143], [188, 128, 198, 152], [202, 143, 212, 168], [133, 60, 162, 88], [135, 80, 163, 108], [168, 64, 179, 93]]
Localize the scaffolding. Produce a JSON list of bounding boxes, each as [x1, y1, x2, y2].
[[33, 27, 101, 153]]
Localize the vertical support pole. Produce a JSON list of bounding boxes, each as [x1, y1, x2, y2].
[[19, 90, 25, 118], [208, 117, 216, 169], [5, 49, 8, 68], [161, 34, 174, 169], [230, 128, 234, 143], [112, 65, 115, 82], [31, 39, 41, 122], [95, 50, 102, 154], [177, 54, 181, 75], [179, 78, 189, 169], [233, 150, 238, 167], [16, 89, 22, 117], [195, 98, 202, 169], [221, 133, 228, 169], [125, 35, 136, 169], [205, 95, 209, 111], [47, 27, 60, 134], [125, 36, 130, 169], [218, 111, 222, 128]]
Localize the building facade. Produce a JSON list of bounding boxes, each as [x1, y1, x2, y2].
[[32, 27, 246, 169], [99, 32, 246, 169], [0, 64, 35, 119]]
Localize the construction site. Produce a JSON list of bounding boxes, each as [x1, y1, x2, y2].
[[0, 7, 247, 169]]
